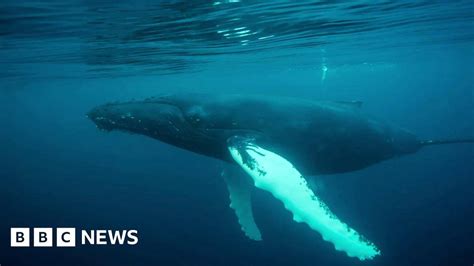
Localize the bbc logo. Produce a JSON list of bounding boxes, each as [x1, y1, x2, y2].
[[11, 228, 76, 247]]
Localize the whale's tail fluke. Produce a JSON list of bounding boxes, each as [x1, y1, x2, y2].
[[420, 138, 474, 147]]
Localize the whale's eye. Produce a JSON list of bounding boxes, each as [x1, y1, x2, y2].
[[186, 106, 207, 126]]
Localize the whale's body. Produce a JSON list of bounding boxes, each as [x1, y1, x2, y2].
[[88, 94, 473, 260], [88, 94, 422, 175]]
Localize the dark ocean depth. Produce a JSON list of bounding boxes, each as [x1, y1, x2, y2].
[[1, 1, 473, 266]]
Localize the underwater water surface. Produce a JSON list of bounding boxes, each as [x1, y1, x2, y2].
[[1, 0, 473, 266]]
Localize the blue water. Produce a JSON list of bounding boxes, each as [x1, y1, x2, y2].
[[1, 1, 473, 265]]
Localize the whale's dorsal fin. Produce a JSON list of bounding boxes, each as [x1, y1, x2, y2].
[[334, 100, 363, 109], [227, 136, 380, 261], [222, 166, 262, 241]]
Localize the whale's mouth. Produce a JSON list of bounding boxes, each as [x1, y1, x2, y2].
[[87, 106, 117, 131]]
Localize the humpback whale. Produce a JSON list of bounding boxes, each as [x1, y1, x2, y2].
[[88, 94, 473, 260]]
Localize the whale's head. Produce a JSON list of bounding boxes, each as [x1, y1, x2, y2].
[[88, 99, 185, 135], [87, 95, 242, 160]]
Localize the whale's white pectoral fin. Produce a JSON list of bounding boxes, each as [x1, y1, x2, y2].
[[222, 167, 262, 241], [227, 137, 381, 260]]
